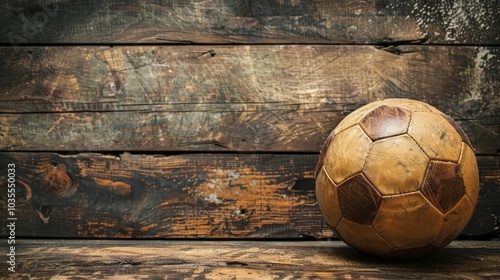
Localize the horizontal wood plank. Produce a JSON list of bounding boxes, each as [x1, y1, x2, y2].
[[0, 0, 498, 44], [2, 240, 499, 279], [0, 46, 498, 153], [1, 110, 497, 154], [0, 153, 498, 239]]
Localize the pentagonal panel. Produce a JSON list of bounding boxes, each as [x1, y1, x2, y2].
[[458, 143, 480, 205], [363, 135, 429, 195], [381, 99, 442, 113], [433, 196, 475, 247], [421, 161, 466, 214], [408, 112, 463, 162], [315, 167, 343, 228], [324, 125, 372, 184], [360, 105, 411, 140], [336, 218, 393, 257], [442, 114, 472, 147], [333, 101, 383, 135], [372, 192, 442, 248], [337, 174, 382, 225]]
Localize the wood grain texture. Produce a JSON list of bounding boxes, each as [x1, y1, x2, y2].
[[1, 240, 499, 279], [0, 0, 498, 44], [0, 152, 498, 239], [0, 152, 325, 239], [0, 45, 498, 153]]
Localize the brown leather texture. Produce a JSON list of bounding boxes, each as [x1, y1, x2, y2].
[[315, 98, 479, 259]]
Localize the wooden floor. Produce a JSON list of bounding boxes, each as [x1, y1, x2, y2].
[[3, 240, 500, 279]]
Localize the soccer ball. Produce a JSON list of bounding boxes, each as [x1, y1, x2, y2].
[[315, 99, 479, 259]]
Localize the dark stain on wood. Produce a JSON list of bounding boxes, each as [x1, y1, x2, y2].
[[291, 178, 316, 192], [40, 162, 77, 199], [0, 152, 322, 238], [0, 152, 497, 239]]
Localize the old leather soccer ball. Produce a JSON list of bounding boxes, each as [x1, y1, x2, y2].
[[315, 99, 479, 259]]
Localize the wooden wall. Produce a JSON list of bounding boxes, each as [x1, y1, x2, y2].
[[0, 0, 498, 239]]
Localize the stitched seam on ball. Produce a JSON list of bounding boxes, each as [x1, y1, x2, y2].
[[410, 111, 464, 163], [434, 111, 472, 158], [455, 129, 475, 153], [322, 165, 336, 187], [463, 189, 476, 207], [406, 130, 428, 159], [370, 224, 395, 251], [334, 122, 357, 137], [381, 190, 421, 198], [360, 139, 375, 175], [417, 165, 444, 215], [406, 109, 413, 135], [418, 190, 444, 241], [431, 212, 444, 244]]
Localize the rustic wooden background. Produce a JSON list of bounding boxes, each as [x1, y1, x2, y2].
[[0, 0, 498, 240]]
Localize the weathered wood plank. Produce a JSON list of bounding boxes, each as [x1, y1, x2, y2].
[[1, 45, 498, 113], [0, 46, 498, 153], [0, 0, 498, 44], [1, 240, 499, 279], [0, 152, 325, 239], [1, 110, 497, 154], [0, 153, 498, 239]]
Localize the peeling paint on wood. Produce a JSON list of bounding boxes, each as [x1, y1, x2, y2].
[[377, 0, 499, 44]]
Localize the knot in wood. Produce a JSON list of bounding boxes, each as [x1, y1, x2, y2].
[[41, 163, 77, 199]]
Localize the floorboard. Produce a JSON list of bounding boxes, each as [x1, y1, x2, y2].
[[2, 240, 499, 279]]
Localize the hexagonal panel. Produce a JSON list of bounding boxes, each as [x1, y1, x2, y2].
[[433, 196, 475, 247], [372, 192, 442, 249], [333, 101, 383, 135], [360, 105, 411, 140], [442, 114, 472, 147], [315, 167, 343, 228], [324, 125, 372, 184], [337, 174, 382, 225], [363, 135, 429, 195], [336, 218, 393, 257], [408, 112, 463, 162], [421, 161, 466, 214], [458, 143, 480, 205]]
